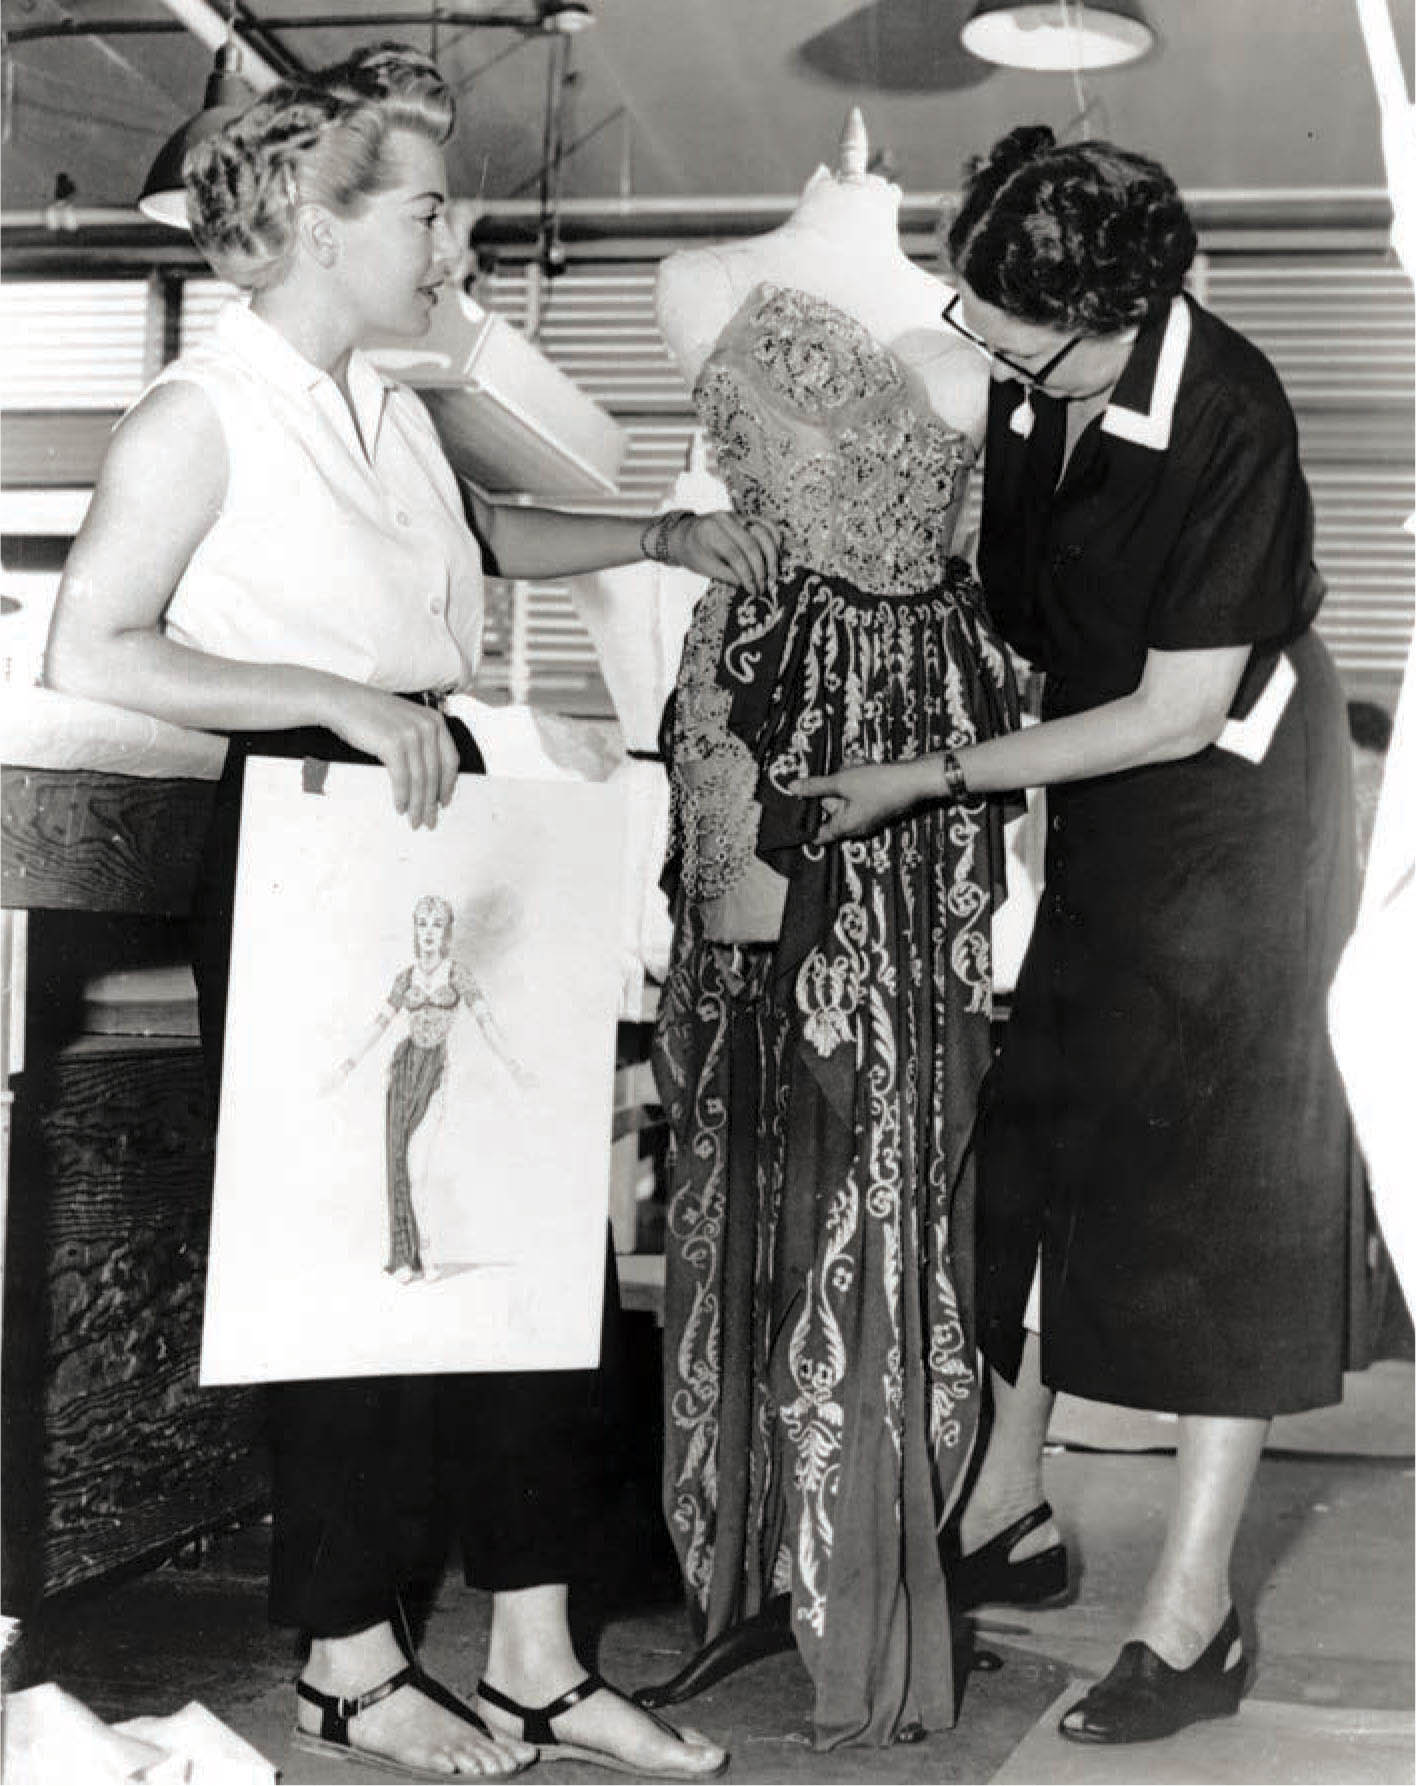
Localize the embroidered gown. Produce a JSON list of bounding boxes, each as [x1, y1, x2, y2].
[[652, 284, 1019, 1748]]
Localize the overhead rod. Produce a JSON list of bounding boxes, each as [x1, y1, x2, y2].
[[5, 9, 562, 47], [1, 188, 1396, 239], [150, 0, 291, 85]]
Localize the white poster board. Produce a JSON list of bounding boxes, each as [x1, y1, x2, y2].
[[200, 759, 626, 1384]]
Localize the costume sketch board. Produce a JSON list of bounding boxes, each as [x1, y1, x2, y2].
[[199, 758, 626, 1384]]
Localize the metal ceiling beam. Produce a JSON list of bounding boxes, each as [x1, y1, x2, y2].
[[5, 9, 557, 46], [1, 188, 1397, 276], [4, 0, 310, 82], [2, 188, 1396, 233]]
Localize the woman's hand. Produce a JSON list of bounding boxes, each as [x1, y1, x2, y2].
[[322, 684, 461, 830], [792, 759, 936, 843], [674, 511, 781, 596], [318, 1057, 357, 1097]]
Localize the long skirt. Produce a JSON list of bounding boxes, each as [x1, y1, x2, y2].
[[654, 562, 1018, 1746], [976, 628, 1363, 1415]]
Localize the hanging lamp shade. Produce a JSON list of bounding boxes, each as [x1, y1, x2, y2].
[[138, 44, 257, 227], [540, 0, 596, 30], [961, 0, 1154, 71]]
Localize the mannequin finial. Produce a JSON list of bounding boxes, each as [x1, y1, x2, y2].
[[836, 106, 869, 183]]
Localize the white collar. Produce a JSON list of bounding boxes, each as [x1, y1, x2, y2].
[[215, 300, 390, 458], [1099, 295, 1192, 451]]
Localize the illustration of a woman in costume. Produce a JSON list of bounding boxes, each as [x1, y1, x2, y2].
[[328, 894, 532, 1283]]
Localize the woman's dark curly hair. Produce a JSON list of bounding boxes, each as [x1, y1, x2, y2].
[[945, 125, 1197, 335]]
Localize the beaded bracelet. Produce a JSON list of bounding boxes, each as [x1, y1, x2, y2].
[[640, 508, 693, 565]]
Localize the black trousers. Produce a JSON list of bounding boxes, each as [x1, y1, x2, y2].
[[193, 713, 627, 1636]]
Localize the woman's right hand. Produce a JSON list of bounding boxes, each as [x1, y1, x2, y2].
[[791, 759, 936, 842], [323, 684, 461, 829]]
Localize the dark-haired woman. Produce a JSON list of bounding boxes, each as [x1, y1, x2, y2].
[[45, 43, 773, 1783], [798, 126, 1357, 1745]]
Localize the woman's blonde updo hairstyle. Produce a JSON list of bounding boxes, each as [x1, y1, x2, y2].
[[184, 43, 454, 290]]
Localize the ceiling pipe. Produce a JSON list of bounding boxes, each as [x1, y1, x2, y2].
[[5, 8, 584, 47], [149, 0, 283, 91], [0, 188, 1398, 234]]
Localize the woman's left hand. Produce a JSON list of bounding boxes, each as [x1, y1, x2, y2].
[[675, 512, 781, 596], [792, 760, 933, 842]]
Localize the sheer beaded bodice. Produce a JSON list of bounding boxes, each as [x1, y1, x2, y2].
[[693, 283, 975, 597]]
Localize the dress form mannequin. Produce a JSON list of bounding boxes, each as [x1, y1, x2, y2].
[[639, 115, 1004, 1725], [656, 109, 987, 442]]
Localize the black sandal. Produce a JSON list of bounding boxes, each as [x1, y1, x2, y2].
[[477, 1671, 729, 1779], [294, 1663, 528, 1782]]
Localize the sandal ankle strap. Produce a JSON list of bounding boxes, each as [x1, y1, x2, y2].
[[297, 1663, 415, 1743]]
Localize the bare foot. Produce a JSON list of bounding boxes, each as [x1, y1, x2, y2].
[[478, 1676, 726, 1778], [299, 1627, 535, 1779]]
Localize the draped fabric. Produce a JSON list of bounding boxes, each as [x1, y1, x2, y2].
[[384, 1036, 446, 1274], [652, 284, 1018, 1747]]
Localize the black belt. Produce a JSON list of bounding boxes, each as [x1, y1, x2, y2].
[[407, 686, 460, 712]]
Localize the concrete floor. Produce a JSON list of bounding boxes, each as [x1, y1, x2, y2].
[[13, 1365, 1415, 1785]]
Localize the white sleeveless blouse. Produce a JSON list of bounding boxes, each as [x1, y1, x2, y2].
[[153, 301, 484, 692]]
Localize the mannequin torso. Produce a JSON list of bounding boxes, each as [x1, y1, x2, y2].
[[656, 167, 988, 443]]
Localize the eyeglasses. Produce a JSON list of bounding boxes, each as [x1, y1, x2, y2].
[[941, 292, 1084, 391]]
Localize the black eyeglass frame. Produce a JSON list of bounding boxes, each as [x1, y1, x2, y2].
[[942, 291, 1085, 391]]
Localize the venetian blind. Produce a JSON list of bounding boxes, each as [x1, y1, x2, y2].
[[0, 279, 155, 410]]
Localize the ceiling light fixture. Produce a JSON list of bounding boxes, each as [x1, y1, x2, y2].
[[137, 41, 257, 226], [961, 0, 1154, 71], [540, 1, 595, 33]]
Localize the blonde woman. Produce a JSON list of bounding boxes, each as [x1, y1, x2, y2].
[[46, 44, 774, 1782]]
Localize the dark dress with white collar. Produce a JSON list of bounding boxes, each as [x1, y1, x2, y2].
[[975, 293, 1359, 1417]]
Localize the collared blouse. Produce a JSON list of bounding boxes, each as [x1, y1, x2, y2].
[[977, 293, 1326, 724], [152, 301, 484, 693]]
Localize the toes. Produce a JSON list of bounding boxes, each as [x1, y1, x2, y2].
[[672, 1722, 721, 1753], [446, 1738, 516, 1779]]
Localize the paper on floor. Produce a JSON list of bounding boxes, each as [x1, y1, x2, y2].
[[3, 1683, 276, 1784]]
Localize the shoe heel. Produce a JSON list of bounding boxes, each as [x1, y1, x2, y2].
[[1006, 1545, 1069, 1606], [1218, 1655, 1249, 1712]]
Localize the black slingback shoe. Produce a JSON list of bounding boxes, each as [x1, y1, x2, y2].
[[950, 1502, 1070, 1611], [293, 1664, 528, 1782], [1059, 1606, 1248, 1745]]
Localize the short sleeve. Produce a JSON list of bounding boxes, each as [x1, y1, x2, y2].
[[387, 965, 412, 1010], [450, 961, 485, 1008], [1146, 392, 1315, 653]]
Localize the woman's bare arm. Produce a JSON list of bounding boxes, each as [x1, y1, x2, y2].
[[463, 486, 779, 594], [797, 643, 1250, 842], [45, 382, 460, 827]]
